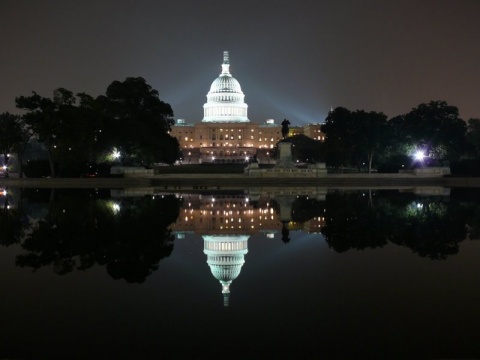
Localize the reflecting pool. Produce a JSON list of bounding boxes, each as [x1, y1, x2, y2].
[[0, 187, 479, 358]]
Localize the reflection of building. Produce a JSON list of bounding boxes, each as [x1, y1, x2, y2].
[[203, 235, 248, 307], [170, 51, 324, 164], [169, 193, 326, 306], [170, 193, 326, 235], [170, 193, 281, 236]]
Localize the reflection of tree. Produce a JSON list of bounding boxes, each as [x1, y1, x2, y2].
[[451, 188, 480, 240], [321, 190, 473, 259], [386, 197, 467, 259], [15, 190, 181, 283], [0, 190, 27, 247], [290, 196, 325, 223], [321, 191, 388, 252]]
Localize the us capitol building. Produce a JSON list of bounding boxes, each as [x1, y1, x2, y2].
[[170, 51, 325, 164]]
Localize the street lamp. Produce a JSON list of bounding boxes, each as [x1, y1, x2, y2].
[[414, 150, 426, 161]]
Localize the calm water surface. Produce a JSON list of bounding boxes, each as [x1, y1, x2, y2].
[[0, 187, 479, 359]]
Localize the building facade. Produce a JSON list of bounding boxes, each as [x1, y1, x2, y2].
[[170, 51, 324, 164]]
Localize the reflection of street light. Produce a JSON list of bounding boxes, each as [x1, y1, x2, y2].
[[111, 148, 121, 160], [107, 201, 121, 215]]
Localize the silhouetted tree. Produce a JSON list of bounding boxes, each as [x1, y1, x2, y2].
[[321, 107, 353, 170], [322, 107, 389, 172], [466, 118, 480, 158], [391, 101, 466, 163], [102, 77, 180, 165], [282, 134, 325, 163], [15, 88, 78, 177], [352, 110, 389, 173], [0, 112, 24, 177]]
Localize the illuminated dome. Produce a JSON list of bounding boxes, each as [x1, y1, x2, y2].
[[202, 51, 249, 123], [203, 235, 249, 306], [209, 75, 242, 94]]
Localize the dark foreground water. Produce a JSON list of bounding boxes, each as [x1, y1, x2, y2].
[[0, 187, 479, 359]]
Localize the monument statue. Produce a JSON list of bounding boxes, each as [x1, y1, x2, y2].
[[281, 119, 290, 139]]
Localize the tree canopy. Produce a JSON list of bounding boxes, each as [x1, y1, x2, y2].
[[15, 77, 180, 177], [0, 112, 24, 177], [392, 100, 466, 162], [101, 77, 179, 165], [320, 101, 471, 172], [466, 118, 480, 158], [321, 107, 388, 172]]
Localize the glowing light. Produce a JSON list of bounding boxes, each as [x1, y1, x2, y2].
[[414, 150, 426, 161], [107, 201, 121, 215], [111, 147, 121, 159]]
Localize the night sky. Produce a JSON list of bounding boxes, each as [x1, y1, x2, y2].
[[1, 0, 479, 125]]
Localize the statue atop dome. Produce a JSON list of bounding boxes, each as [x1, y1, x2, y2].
[[202, 51, 250, 123]]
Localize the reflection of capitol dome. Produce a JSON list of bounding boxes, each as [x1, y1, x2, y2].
[[202, 51, 250, 123], [203, 235, 249, 306]]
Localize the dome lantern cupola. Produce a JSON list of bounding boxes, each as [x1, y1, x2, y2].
[[221, 50, 230, 75], [202, 51, 250, 123]]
